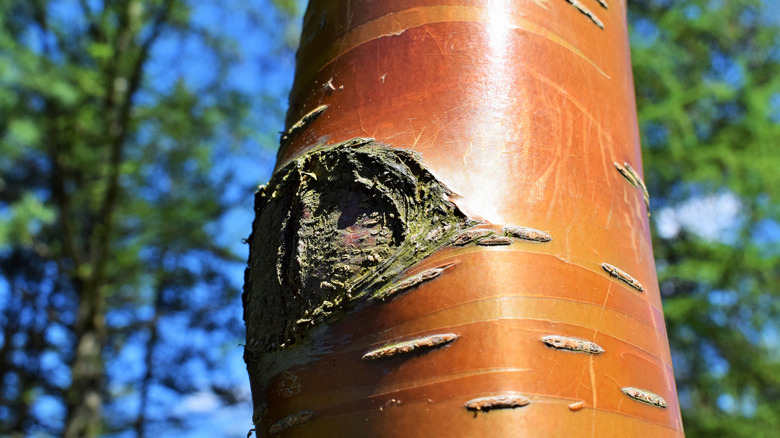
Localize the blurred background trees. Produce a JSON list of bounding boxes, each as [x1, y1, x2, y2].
[[0, 0, 300, 436], [630, 0, 780, 435], [0, 0, 778, 436]]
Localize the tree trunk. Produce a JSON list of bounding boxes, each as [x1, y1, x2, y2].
[[244, 0, 684, 436]]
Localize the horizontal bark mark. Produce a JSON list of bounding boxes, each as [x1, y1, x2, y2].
[[362, 333, 458, 360], [464, 394, 531, 412], [602, 263, 644, 292], [542, 335, 605, 354], [476, 235, 513, 246], [450, 229, 495, 246], [564, 0, 605, 29], [615, 162, 650, 210], [614, 162, 639, 187], [281, 104, 327, 143], [624, 162, 651, 209], [621, 387, 668, 408], [380, 264, 456, 300], [269, 410, 316, 434], [503, 225, 552, 242]]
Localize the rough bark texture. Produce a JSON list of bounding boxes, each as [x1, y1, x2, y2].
[[244, 0, 684, 436]]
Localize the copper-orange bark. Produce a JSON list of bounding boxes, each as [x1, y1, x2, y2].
[[247, 0, 683, 435]]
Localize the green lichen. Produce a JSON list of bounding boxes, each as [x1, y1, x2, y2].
[[242, 138, 476, 361]]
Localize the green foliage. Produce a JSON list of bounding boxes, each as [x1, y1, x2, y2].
[[272, 0, 301, 16], [629, 0, 780, 435]]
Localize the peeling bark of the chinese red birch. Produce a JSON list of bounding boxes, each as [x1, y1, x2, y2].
[[244, 0, 684, 436]]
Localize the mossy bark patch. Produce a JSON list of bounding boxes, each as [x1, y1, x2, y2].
[[243, 138, 474, 363]]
